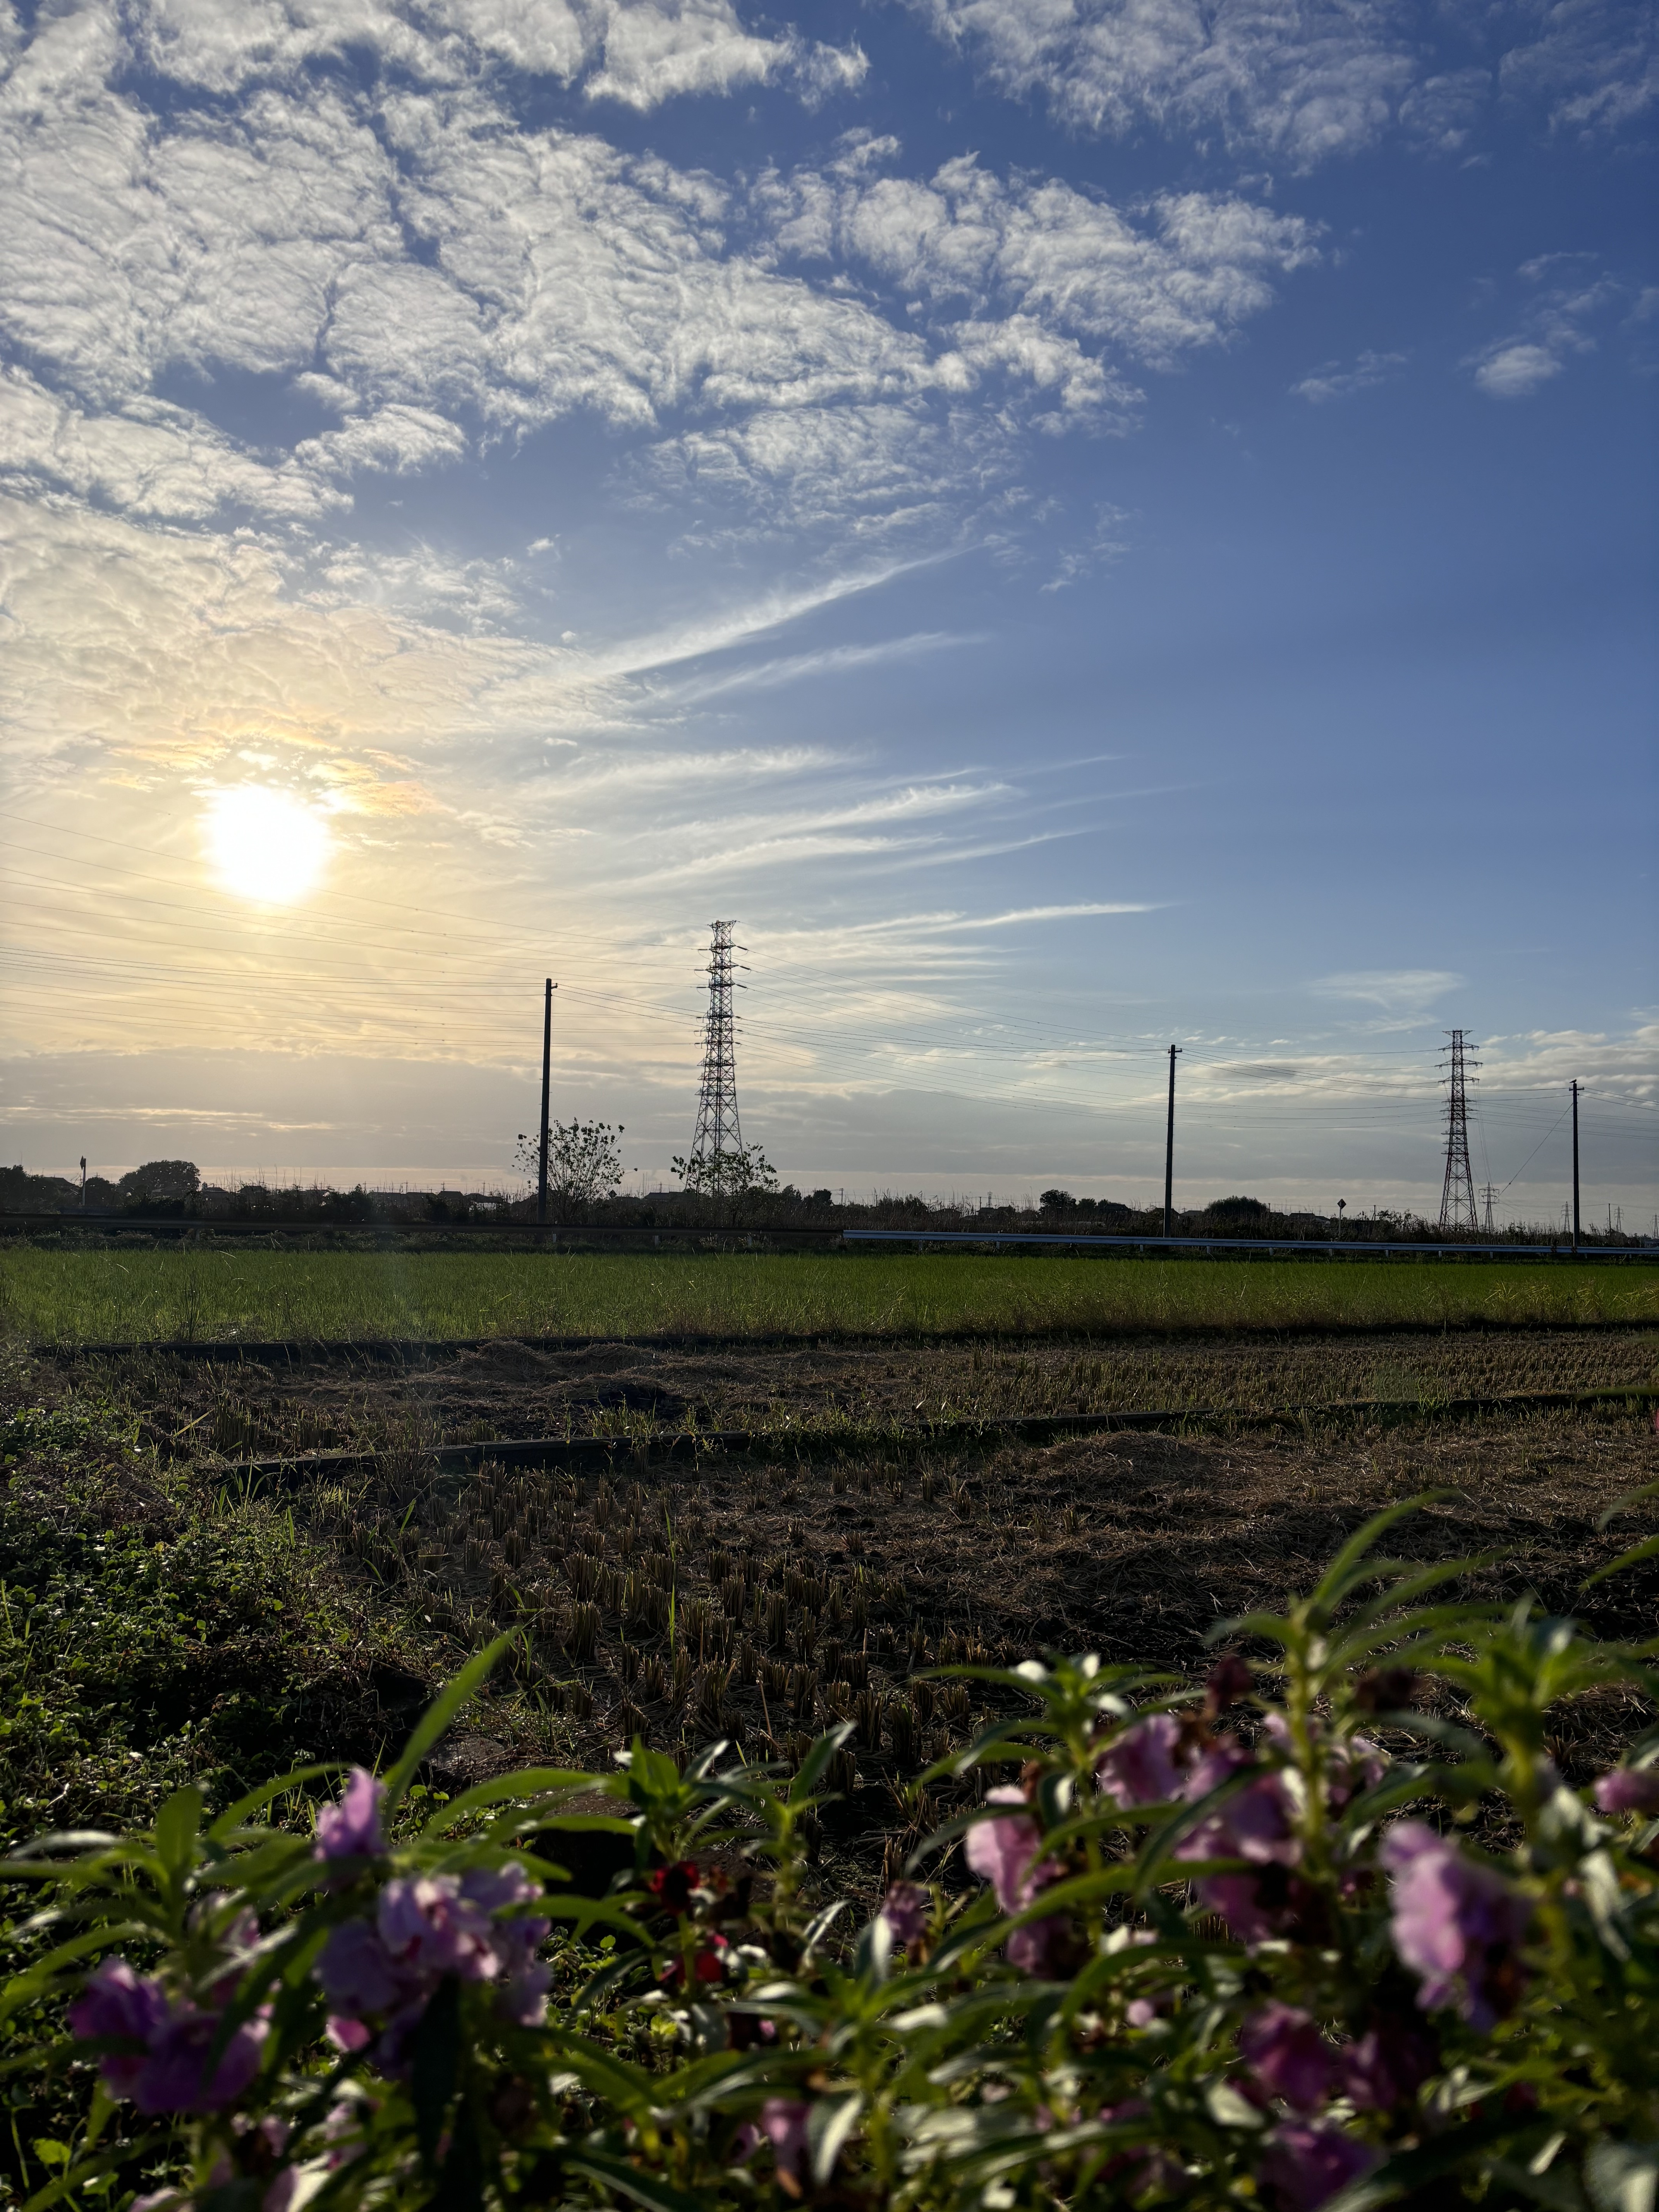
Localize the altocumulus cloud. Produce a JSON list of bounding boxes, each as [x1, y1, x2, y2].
[[909, 0, 1656, 159]]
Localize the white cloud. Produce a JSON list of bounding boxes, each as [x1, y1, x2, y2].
[[581, 0, 867, 108], [1467, 264, 1619, 398], [122, 0, 865, 110], [1499, 0, 1658, 136], [925, 902, 1155, 929], [1473, 341, 1564, 397], [1309, 969, 1463, 1013], [0, 10, 1319, 570], [1291, 347, 1406, 402], [909, 0, 1417, 163], [910, 0, 1656, 161], [0, 365, 345, 520], [763, 154, 1320, 376]]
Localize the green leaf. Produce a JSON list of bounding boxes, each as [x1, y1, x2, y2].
[[1588, 2142, 1659, 2212], [207, 1764, 340, 1844], [1583, 1536, 1659, 1591], [1321, 2115, 1521, 2212], [410, 1974, 462, 2169], [1309, 1492, 1455, 1614], [546, 2031, 661, 2123], [810, 2092, 865, 2183], [790, 1722, 854, 1805], [438, 2097, 487, 2212], [422, 1767, 598, 1835], [564, 2150, 709, 2212], [381, 1633, 520, 1812], [154, 1786, 203, 1877], [20, 2131, 173, 2212], [1598, 1479, 1659, 1532]]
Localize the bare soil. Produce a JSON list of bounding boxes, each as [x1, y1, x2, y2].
[[53, 1324, 1659, 1463]]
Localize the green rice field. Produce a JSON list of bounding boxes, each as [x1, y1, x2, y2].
[[2, 1248, 1653, 1343]]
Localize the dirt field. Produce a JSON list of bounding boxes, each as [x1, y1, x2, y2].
[[53, 1320, 1659, 1460], [30, 1327, 1656, 1827]]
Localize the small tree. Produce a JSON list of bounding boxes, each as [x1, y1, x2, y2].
[[512, 1120, 624, 1210], [115, 1160, 199, 1205], [671, 1142, 778, 1203]]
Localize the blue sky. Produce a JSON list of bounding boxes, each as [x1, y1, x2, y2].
[[1, 0, 1654, 1222]]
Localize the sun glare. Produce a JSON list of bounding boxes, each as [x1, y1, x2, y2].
[[204, 786, 331, 905]]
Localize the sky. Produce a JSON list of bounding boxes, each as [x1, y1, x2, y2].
[[1, 0, 1655, 1224]]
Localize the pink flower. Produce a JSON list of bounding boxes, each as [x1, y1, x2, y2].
[[1259, 2125, 1377, 2212], [965, 1788, 1059, 1915], [68, 1961, 171, 2100], [1239, 2004, 1332, 2112], [130, 2008, 265, 2115], [1005, 1916, 1068, 1975], [1381, 1821, 1532, 2029], [1328, 1736, 1388, 1810], [317, 1862, 549, 2055], [759, 2098, 811, 2179], [316, 1769, 386, 1861], [1206, 1655, 1255, 1716], [1340, 2020, 1435, 2111], [317, 1921, 410, 2017], [879, 1880, 931, 1947], [68, 1961, 263, 2115], [1175, 1740, 1301, 1940], [378, 1874, 502, 1981], [1097, 1714, 1185, 1808], [1595, 1766, 1659, 1817]]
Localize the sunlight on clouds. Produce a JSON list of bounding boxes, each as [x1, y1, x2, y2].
[[202, 786, 333, 904]]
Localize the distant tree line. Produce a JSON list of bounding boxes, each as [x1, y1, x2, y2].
[[0, 1159, 1643, 1245]]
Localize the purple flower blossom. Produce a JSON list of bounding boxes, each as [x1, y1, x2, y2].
[[68, 1961, 171, 2101], [759, 2098, 811, 2178], [1097, 1714, 1185, 1808], [68, 1960, 264, 2116], [317, 1861, 550, 2055], [1005, 1915, 1069, 1975], [965, 1788, 1059, 1916], [1174, 1740, 1302, 1941], [1239, 2003, 1332, 2112], [1206, 1654, 1255, 1717], [130, 2009, 265, 2116], [317, 1920, 409, 2017], [1594, 1766, 1659, 1817], [1259, 2124, 1377, 2212], [1381, 1821, 1532, 2030], [378, 1874, 502, 1981], [878, 1881, 931, 1947], [315, 1769, 386, 1861], [1339, 2020, 1435, 2112]]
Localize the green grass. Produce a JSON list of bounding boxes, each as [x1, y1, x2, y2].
[[2, 1249, 1654, 1344]]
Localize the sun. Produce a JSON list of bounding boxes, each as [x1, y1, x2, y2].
[[203, 786, 332, 905]]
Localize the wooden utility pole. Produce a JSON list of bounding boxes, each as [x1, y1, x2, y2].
[[1163, 1044, 1182, 1238], [538, 979, 556, 1226], [1570, 1079, 1581, 1252]]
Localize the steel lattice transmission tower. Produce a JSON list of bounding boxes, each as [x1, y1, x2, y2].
[[1437, 1029, 1482, 1232], [690, 920, 744, 1173]]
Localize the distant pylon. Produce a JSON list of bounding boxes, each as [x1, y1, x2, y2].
[[1437, 1030, 1481, 1232], [1481, 1182, 1497, 1235], [690, 920, 743, 1172]]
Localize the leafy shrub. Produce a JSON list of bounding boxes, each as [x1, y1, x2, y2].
[[8, 1494, 1659, 2212]]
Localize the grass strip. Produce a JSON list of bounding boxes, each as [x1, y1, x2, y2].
[[5, 1250, 1656, 1348]]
